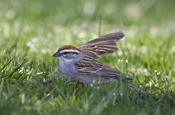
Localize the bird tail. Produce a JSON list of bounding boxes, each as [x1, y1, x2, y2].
[[127, 82, 148, 94]]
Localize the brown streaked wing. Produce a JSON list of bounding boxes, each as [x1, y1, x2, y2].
[[96, 64, 132, 80], [75, 56, 102, 74], [75, 59, 131, 80], [84, 32, 124, 45], [79, 32, 124, 57], [75, 32, 128, 79]]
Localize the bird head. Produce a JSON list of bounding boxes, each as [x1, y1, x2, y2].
[[53, 45, 82, 62]]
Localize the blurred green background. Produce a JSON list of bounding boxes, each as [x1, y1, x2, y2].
[[0, 0, 174, 56], [0, 0, 175, 115]]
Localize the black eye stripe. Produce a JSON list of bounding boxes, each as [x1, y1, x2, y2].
[[61, 52, 78, 55]]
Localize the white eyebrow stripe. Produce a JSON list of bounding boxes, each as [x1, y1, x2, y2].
[[60, 49, 80, 54]]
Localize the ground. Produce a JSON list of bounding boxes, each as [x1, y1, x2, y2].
[[0, 0, 175, 115]]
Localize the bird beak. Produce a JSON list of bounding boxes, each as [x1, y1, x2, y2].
[[53, 51, 60, 57]]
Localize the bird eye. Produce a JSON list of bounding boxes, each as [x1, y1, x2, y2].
[[63, 52, 68, 55]]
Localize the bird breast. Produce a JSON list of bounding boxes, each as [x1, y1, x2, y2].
[[58, 58, 78, 78]]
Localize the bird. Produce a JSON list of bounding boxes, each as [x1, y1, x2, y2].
[[53, 32, 147, 94]]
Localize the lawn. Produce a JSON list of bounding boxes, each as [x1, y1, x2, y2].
[[0, 0, 175, 115]]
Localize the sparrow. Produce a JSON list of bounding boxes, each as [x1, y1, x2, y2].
[[53, 32, 147, 94]]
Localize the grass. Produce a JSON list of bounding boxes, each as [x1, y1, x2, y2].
[[0, 0, 175, 115]]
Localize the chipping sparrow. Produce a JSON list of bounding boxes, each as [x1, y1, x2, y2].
[[53, 32, 147, 94]]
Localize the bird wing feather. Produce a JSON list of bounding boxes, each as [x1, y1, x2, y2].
[[78, 32, 124, 56], [75, 32, 131, 80]]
